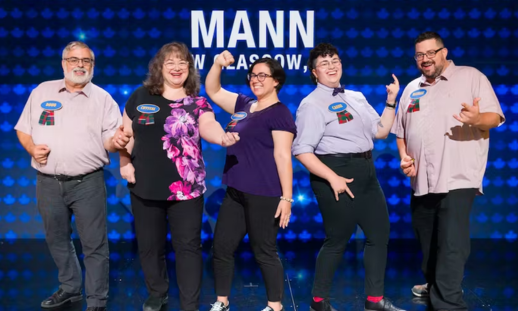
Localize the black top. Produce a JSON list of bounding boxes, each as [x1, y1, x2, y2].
[[125, 86, 213, 201]]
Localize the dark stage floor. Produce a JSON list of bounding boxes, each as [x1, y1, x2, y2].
[[0, 239, 516, 311]]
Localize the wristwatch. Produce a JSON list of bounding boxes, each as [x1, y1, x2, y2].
[[386, 101, 397, 109]]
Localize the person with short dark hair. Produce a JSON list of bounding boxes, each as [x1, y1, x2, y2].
[[15, 41, 126, 311], [392, 31, 505, 310], [205, 51, 296, 311], [293, 42, 405, 311], [119, 42, 239, 311]]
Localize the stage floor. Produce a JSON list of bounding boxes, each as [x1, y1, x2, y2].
[[0, 239, 515, 311]]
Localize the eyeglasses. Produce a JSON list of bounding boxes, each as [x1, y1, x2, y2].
[[414, 47, 444, 61], [164, 61, 189, 69], [317, 59, 341, 69], [63, 57, 94, 66], [247, 73, 272, 82]]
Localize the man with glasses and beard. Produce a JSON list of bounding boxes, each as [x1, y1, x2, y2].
[[391, 32, 505, 311], [15, 41, 129, 311]]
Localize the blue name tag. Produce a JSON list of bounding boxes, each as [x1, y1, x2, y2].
[[328, 102, 347, 113], [40, 101, 62, 111], [410, 89, 427, 99], [137, 104, 160, 113], [231, 112, 247, 121]]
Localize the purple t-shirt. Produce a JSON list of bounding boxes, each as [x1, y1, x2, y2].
[[223, 94, 296, 197]]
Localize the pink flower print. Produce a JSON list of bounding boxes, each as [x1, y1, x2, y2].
[[175, 156, 205, 185], [164, 109, 196, 138], [179, 136, 200, 160], [168, 181, 193, 200], [194, 97, 212, 116], [162, 136, 180, 159], [183, 96, 194, 106]]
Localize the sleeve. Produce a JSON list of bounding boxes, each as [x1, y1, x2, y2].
[[124, 88, 140, 120], [472, 72, 505, 125], [268, 105, 297, 135], [195, 96, 214, 116], [291, 102, 326, 156], [14, 91, 34, 135], [102, 94, 123, 143], [390, 86, 410, 138], [234, 93, 254, 113], [357, 93, 380, 138]]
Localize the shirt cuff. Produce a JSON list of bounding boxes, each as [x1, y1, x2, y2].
[[292, 145, 315, 156]]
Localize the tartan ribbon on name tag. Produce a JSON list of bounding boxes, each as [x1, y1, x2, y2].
[[39, 110, 55, 125], [337, 110, 354, 124], [407, 99, 420, 113], [225, 120, 238, 131], [138, 113, 155, 125]]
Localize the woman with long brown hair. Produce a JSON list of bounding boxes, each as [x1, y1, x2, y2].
[[118, 42, 239, 311]]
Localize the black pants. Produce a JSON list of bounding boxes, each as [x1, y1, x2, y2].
[[36, 170, 109, 307], [131, 192, 204, 311], [310, 156, 390, 298], [411, 188, 477, 311], [213, 187, 284, 302]]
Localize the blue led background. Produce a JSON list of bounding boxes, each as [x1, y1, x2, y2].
[[0, 0, 516, 240]]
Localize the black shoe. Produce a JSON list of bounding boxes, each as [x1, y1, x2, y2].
[[85, 308, 107, 311], [364, 298, 406, 311], [310, 299, 337, 311], [209, 301, 230, 311], [41, 288, 83, 308], [143, 295, 169, 311]]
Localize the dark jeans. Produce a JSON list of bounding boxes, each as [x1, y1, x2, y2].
[[411, 188, 477, 311], [212, 187, 284, 302], [36, 170, 109, 307], [131, 192, 204, 311], [310, 156, 390, 298]]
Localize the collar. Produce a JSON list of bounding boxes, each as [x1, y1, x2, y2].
[[419, 60, 454, 87], [58, 79, 92, 97], [317, 82, 343, 94]]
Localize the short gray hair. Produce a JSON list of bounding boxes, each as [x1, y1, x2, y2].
[[62, 41, 95, 60]]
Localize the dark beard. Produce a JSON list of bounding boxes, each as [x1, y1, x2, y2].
[[420, 62, 444, 80]]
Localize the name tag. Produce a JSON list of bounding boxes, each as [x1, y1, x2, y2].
[[137, 104, 160, 113], [328, 102, 347, 113], [410, 89, 427, 99], [231, 112, 247, 121], [40, 101, 62, 111]]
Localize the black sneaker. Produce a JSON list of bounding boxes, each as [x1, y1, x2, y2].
[[143, 295, 168, 311], [364, 298, 406, 311], [41, 288, 83, 308], [310, 299, 337, 311], [209, 301, 230, 311]]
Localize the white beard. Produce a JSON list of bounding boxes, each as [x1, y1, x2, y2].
[[64, 68, 94, 84]]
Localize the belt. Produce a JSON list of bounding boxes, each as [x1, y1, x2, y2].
[[318, 150, 372, 159], [37, 168, 103, 182]]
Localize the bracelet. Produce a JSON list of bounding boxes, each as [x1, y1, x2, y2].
[[280, 196, 294, 203], [386, 101, 397, 109]]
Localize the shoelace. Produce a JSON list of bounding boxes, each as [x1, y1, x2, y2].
[[210, 302, 226, 311]]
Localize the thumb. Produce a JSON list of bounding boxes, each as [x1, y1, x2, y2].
[[119, 124, 124, 131], [345, 178, 354, 183], [274, 205, 281, 218], [473, 97, 480, 106], [232, 132, 240, 140], [403, 155, 413, 161]]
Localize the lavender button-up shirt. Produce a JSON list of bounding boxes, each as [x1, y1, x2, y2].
[[292, 83, 381, 156], [15, 79, 122, 176], [390, 61, 505, 196]]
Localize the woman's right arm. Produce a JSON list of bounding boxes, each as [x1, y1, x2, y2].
[[120, 110, 136, 183], [205, 50, 239, 114]]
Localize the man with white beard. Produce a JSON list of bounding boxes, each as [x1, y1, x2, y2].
[[15, 41, 130, 311]]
